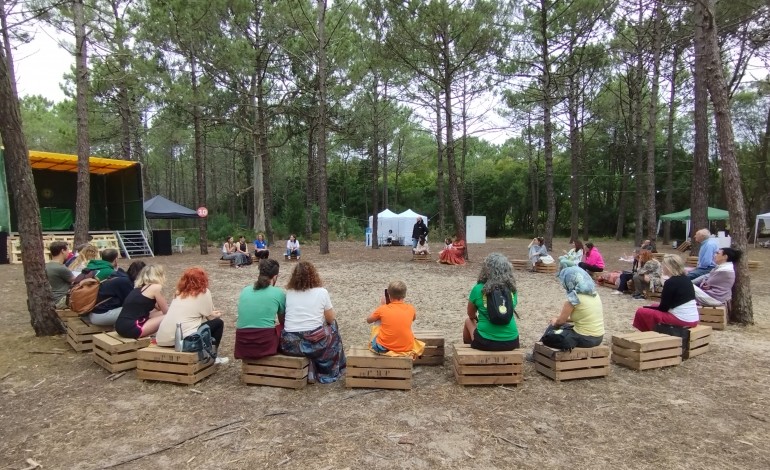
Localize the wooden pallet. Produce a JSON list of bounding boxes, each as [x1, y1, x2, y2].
[[412, 253, 432, 262], [685, 256, 698, 267], [533, 342, 610, 381], [698, 305, 726, 330], [136, 345, 217, 385], [535, 263, 557, 274], [346, 346, 412, 390], [748, 260, 761, 270], [611, 332, 682, 370], [652, 253, 666, 261], [413, 330, 444, 366], [92, 332, 152, 373], [65, 318, 112, 352], [217, 259, 233, 267], [241, 355, 309, 389], [453, 344, 523, 386], [511, 259, 530, 271], [676, 241, 691, 252], [7, 232, 120, 264]]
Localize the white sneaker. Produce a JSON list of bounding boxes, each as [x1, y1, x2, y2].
[[215, 357, 230, 365]]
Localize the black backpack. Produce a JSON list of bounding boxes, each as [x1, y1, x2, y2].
[[182, 324, 217, 362], [486, 286, 517, 325]]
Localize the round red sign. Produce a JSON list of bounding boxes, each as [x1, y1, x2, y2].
[[197, 207, 208, 218]]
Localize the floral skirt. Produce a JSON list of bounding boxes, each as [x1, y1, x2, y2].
[[280, 321, 346, 384]]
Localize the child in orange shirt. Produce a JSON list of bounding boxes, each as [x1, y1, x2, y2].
[[366, 281, 424, 358]]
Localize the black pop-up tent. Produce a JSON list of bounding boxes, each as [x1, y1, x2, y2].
[[143, 196, 199, 255], [143, 195, 199, 219]]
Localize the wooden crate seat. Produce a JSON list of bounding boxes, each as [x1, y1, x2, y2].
[[65, 318, 112, 352], [284, 254, 299, 261], [136, 345, 217, 385], [644, 289, 661, 300], [412, 253, 432, 262], [92, 332, 152, 373], [413, 330, 445, 366], [611, 332, 682, 370], [653, 324, 712, 360], [698, 305, 727, 330], [535, 263, 557, 274], [241, 354, 309, 389], [685, 256, 698, 267], [533, 342, 610, 381], [511, 259, 530, 271], [747, 260, 760, 270], [453, 344, 523, 386], [346, 346, 412, 390], [218, 258, 233, 267], [56, 308, 79, 320]]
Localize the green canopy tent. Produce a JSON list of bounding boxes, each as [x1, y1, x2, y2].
[[657, 207, 729, 239]]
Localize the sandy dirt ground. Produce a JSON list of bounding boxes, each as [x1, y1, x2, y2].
[[0, 238, 768, 470]]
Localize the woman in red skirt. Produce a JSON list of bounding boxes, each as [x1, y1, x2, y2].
[[633, 254, 699, 331]]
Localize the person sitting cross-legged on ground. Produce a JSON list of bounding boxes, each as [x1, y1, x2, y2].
[[280, 261, 346, 383], [463, 253, 520, 351], [692, 247, 740, 307], [687, 228, 719, 279], [527, 237, 549, 271], [633, 255, 699, 331], [253, 233, 270, 260], [366, 280, 425, 358], [537, 266, 604, 350], [439, 235, 466, 265], [630, 251, 663, 300], [46, 241, 74, 309], [579, 242, 605, 273], [222, 236, 249, 267], [285, 234, 301, 260], [412, 236, 430, 255], [234, 259, 286, 360], [115, 265, 169, 339], [88, 253, 145, 327]]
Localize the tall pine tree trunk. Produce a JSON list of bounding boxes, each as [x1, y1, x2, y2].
[[697, 0, 753, 324], [0, 31, 64, 336], [663, 45, 681, 244], [190, 55, 208, 255], [691, 2, 710, 246], [645, 0, 662, 242], [316, 0, 330, 254], [73, 0, 90, 247], [540, 0, 555, 250]]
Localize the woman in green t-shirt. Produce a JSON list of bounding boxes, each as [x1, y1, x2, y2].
[[234, 259, 286, 359], [463, 253, 520, 351]]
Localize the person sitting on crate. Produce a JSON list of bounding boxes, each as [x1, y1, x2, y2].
[[691, 247, 740, 307], [630, 250, 663, 300], [235, 259, 286, 360], [535, 266, 604, 351], [285, 234, 301, 260], [156, 267, 228, 365], [253, 233, 270, 260], [67, 243, 98, 273], [366, 280, 425, 358], [462, 253, 520, 351], [687, 228, 719, 279], [222, 236, 249, 268], [412, 236, 430, 255], [527, 237, 549, 272], [579, 242, 605, 273], [557, 239, 584, 274], [46, 241, 74, 309], [632, 255, 699, 332], [236, 235, 253, 265], [115, 265, 170, 339], [88, 252, 146, 327]]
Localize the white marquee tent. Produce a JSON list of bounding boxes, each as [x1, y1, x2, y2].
[[366, 209, 427, 246], [753, 211, 770, 246]]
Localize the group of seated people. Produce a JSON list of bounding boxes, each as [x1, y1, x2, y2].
[[45, 229, 740, 383], [221, 234, 301, 267], [527, 237, 605, 276]]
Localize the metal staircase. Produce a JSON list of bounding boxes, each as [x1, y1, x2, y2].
[[116, 230, 154, 259]]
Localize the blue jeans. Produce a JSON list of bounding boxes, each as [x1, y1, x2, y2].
[[687, 266, 713, 280], [285, 248, 300, 257]]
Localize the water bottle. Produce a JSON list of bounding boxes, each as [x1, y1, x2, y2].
[[174, 323, 184, 352]]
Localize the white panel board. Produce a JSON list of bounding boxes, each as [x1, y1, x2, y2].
[[465, 216, 486, 244]]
